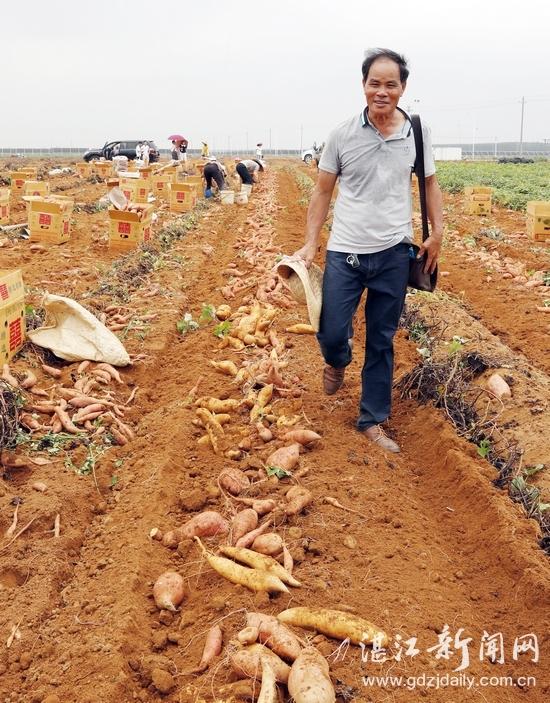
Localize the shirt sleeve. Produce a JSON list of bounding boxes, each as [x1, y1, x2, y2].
[[317, 128, 340, 175], [422, 122, 436, 177]]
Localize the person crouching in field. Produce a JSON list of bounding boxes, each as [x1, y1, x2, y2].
[[203, 156, 226, 197]]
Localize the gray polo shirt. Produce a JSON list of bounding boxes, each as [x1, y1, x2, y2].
[[319, 108, 436, 254]]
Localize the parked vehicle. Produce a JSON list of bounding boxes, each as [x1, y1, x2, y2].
[[301, 142, 325, 165], [83, 140, 160, 163]]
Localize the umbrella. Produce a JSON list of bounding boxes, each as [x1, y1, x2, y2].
[[168, 134, 185, 141]]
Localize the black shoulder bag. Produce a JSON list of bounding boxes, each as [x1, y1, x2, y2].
[[409, 114, 437, 292]]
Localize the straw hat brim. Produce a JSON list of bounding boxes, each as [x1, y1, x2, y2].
[[275, 256, 324, 332]]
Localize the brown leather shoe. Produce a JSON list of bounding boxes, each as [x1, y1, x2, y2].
[[364, 425, 401, 453], [323, 365, 345, 395]]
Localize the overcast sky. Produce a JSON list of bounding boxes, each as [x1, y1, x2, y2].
[[2, 0, 549, 151]]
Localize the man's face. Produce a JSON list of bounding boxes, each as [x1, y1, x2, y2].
[[363, 58, 405, 119]]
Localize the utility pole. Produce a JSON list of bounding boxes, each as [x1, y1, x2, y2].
[[519, 96, 525, 155]]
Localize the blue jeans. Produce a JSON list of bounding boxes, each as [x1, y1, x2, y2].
[[317, 244, 410, 430]]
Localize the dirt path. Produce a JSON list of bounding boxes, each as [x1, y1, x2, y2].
[[0, 164, 548, 703]]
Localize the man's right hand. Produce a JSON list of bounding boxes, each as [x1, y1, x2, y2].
[[291, 242, 318, 268]]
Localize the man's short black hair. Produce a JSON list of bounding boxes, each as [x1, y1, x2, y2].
[[362, 48, 409, 84]]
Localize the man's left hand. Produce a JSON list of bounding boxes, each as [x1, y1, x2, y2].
[[418, 235, 442, 274]]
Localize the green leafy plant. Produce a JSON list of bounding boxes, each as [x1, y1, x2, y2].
[[176, 312, 199, 336], [447, 335, 468, 356], [266, 465, 292, 479], [477, 438, 491, 459], [199, 303, 216, 324], [213, 321, 231, 338]]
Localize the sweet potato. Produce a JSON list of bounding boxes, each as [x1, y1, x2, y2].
[[256, 423, 273, 443], [210, 360, 239, 377], [195, 625, 223, 672], [195, 538, 289, 594], [216, 304, 232, 320], [487, 373, 512, 400], [288, 647, 335, 703], [265, 444, 301, 473], [96, 363, 124, 383], [196, 397, 240, 413], [246, 612, 302, 661], [235, 520, 273, 549], [20, 371, 38, 389], [1, 364, 19, 387], [285, 486, 313, 516], [231, 509, 259, 545], [41, 363, 62, 378], [280, 429, 321, 446], [235, 497, 277, 516], [277, 607, 388, 647], [219, 467, 250, 496], [153, 572, 187, 612], [252, 533, 284, 557], [237, 626, 259, 645], [230, 644, 290, 684], [285, 324, 316, 335], [178, 511, 229, 539], [54, 406, 82, 434], [219, 545, 300, 588], [258, 659, 280, 703]]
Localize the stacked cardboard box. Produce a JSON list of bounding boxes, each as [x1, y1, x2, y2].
[[0, 189, 10, 225], [526, 201, 550, 242], [24, 195, 74, 244], [107, 205, 155, 252], [464, 186, 492, 215], [92, 161, 114, 179], [23, 180, 50, 197], [76, 163, 92, 178], [119, 176, 151, 204], [151, 172, 176, 200], [10, 169, 37, 197], [169, 183, 197, 213], [0, 269, 25, 362]]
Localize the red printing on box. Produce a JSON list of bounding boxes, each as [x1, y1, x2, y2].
[[39, 213, 52, 226], [9, 318, 22, 351], [0, 284, 8, 301], [118, 222, 131, 234]]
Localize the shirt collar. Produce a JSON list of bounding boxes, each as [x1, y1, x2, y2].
[[361, 106, 412, 137]]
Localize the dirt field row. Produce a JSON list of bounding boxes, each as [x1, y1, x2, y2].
[[0, 160, 548, 702]]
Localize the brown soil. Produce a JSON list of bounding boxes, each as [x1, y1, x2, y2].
[[0, 161, 548, 703]]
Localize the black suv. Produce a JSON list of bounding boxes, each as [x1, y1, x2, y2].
[[83, 140, 160, 163]]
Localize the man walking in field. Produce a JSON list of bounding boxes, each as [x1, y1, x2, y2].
[[293, 48, 443, 453]]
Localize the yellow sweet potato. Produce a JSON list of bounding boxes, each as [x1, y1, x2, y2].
[[219, 545, 300, 588], [210, 360, 239, 377], [288, 647, 335, 703], [178, 511, 229, 539], [195, 538, 289, 594], [285, 324, 316, 335], [277, 607, 388, 646], [219, 467, 250, 496], [230, 644, 290, 684]]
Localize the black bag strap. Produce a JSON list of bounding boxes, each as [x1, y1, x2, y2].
[[411, 114, 430, 243]]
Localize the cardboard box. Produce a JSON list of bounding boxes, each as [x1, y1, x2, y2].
[[91, 161, 114, 178], [10, 171, 34, 195], [119, 177, 151, 204], [24, 195, 74, 244], [76, 163, 92, 178], [526, 202, 550, 240], [23, 180, 50, 197], [108, 205, 154, 252], [0, 189, 9, 225], [464, 186, 493, 196], [0, 269, 25, 362], [169, 183, 197, 213], [465, 200, 491, 215], [151, 173, 176, 199]]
